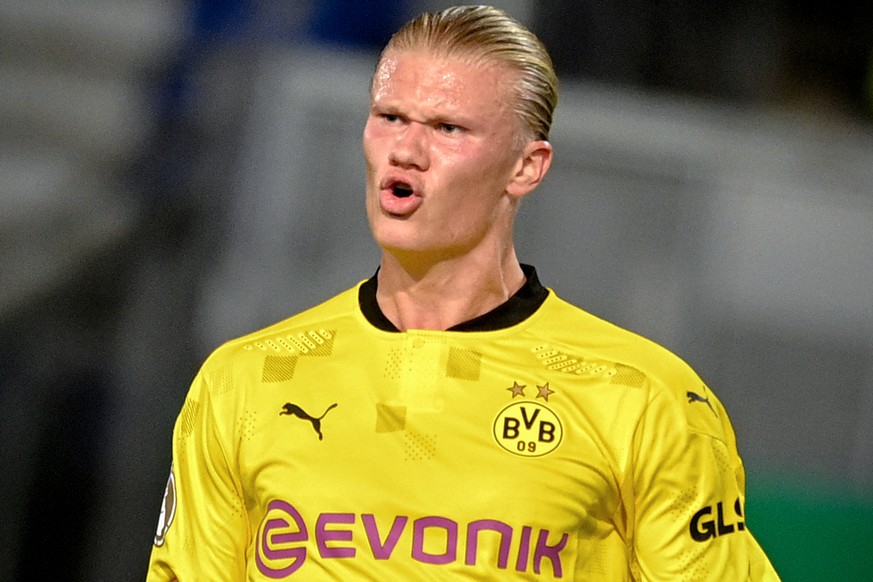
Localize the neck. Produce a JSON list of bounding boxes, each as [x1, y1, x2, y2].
[[376, 248, 526, 331]]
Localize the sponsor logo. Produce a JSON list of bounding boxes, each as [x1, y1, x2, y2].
[[493, 401, 563, 457], [153, 465, 177, 546], [255, 500, 569, 578], [686, 390, 717, 416], [689, 498, 745, 542], [279, 402, 338, 440]]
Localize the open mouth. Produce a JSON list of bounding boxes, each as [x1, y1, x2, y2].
[[392, 182, 414, 198], [379, 177, 422, 216]]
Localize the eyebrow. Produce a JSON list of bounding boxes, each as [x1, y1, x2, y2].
[[371, 99, 476, 127]]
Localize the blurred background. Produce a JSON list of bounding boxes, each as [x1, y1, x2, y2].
[[1, 0, 871, 579]]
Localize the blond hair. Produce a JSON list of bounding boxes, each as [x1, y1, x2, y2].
[[381, 5, 558, 142]]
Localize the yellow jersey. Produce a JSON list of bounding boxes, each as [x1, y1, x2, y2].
[[148, 266, 779, 580]]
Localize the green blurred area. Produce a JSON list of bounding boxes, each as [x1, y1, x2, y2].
[[746, 469, 873, 581]]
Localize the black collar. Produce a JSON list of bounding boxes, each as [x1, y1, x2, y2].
[[359, 264, 549, 332]]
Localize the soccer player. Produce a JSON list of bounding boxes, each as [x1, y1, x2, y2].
[[147, 5, 780, 580]]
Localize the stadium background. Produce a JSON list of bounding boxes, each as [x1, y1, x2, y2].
[[1, 0, 871, 579]]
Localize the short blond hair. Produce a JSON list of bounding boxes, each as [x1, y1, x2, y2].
[[380, 5, 558, 142]]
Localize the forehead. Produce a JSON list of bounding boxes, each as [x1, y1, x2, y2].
[[371, 49, 515, 115]]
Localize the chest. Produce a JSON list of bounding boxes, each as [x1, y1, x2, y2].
[[239, 334, 642, 530]]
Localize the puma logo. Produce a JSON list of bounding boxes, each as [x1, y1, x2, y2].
[[686, 391, 717, 416], [279, 402, 338, 440]]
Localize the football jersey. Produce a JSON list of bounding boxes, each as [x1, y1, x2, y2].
[[147, 266, 780, 580]]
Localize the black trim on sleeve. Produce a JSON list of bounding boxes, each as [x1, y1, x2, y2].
[[358, 264, 549, 332]]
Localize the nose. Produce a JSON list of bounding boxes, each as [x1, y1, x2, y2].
[[388, 122, 429, 170]]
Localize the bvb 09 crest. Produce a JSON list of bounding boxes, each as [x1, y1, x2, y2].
[[493, 401, 563, 457]]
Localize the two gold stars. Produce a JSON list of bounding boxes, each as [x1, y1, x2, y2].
[[506, 381, 555, 401]]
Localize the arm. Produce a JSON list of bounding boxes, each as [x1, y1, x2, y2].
[[146, 366, 249, 581], [627, 382, 780, 581]]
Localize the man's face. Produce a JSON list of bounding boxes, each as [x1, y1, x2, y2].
[[363, 49, 526, 262]]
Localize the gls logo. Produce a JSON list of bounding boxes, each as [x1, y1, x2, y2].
[[689, 498, 745, 542], [493, 402, 563, 457]]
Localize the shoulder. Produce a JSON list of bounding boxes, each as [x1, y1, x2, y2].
[[200, 283, 363, 374], [536, 291, 725, 439], [535, 291, 696, 381]]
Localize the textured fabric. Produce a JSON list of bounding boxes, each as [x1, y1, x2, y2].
[[147, 272, 779, 580]]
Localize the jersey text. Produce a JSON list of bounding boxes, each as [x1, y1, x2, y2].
[[256, 499, 570, 578]]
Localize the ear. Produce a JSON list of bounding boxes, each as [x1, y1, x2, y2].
[[506, 140, 553, 199]]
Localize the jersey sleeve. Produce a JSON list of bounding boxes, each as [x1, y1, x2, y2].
[[625, 377, 781, 581], [147, 365, 249, 581]]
